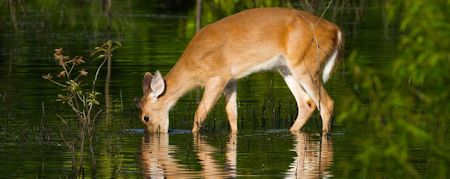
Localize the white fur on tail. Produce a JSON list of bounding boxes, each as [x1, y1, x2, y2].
[[322, 31, 342, 83]]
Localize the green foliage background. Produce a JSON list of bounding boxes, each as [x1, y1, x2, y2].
[[337, 0, 450, 177]]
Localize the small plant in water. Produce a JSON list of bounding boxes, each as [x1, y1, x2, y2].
[[43, 40, 120, 177]]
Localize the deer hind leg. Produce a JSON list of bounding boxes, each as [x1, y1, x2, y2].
[[192, 77, 228, 132], [286, 55, 334, 133], [293, 71, 334, 133], [278, 67, 316, 132], [224, 80, 238, 132]]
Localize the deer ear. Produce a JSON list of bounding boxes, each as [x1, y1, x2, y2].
[[142, 72, 153, 94], [150, 70, 165, 98]]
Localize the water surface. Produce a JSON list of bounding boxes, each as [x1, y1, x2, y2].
[[0, 1, 422, 178]]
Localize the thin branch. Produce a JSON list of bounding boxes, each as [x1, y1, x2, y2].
[[68, 62, 76, 77], [295, 11, 322, 111], [67, 101, 84, 118], [311, 22, 322, 111], [48, 79, 67, 88], [92, 109, 103, 123], [320, 0, 334, 18], [58, 124, 75, 152], [76, 93, 84, 104], [61, 63, 70, 80], [92, 58, 107, 91]]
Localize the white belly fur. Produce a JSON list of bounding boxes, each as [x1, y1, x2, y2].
[[232, 54, 286, 79]]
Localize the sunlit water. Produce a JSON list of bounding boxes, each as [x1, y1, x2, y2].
[[0, 1, 409, 178]]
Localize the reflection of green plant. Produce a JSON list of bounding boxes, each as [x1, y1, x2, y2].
[[43, 40, 120, 177]]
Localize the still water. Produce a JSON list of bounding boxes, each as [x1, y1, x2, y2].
[[0, 1, 407, 178]]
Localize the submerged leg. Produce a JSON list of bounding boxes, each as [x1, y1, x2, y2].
[[192, 77, 228, 132]]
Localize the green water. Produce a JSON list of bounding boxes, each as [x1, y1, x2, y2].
[[1, 0, 448, 178]]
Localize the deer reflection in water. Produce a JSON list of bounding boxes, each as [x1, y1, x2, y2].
[[141, 133, 237, 178], [286, 132, 333, 178], [193, 133, 237, 178], [141, 132, 332, 178]]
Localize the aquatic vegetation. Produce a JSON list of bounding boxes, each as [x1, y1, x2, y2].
[[42, 40, 120, 177]]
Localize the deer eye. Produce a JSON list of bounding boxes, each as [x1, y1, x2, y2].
[[143, 115, 150, 122]]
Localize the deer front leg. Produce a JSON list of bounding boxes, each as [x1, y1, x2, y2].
[[224, 80, 238, 132], [192, 77, 228, 132]]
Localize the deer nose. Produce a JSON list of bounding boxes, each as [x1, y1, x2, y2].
[[143, 115, 150, 122]]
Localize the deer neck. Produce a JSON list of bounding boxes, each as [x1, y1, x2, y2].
[[159, 65, 197, 110]]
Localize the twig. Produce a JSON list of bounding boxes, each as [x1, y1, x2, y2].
[[93, 109, 104, 123], [320, 0, 334, 18], [68, 61, 76, 77], [92, 58, 107, 91], [48, 79, 67, 88]]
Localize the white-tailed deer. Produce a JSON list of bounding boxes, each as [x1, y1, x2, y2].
[[140, 8, 343, 133]]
